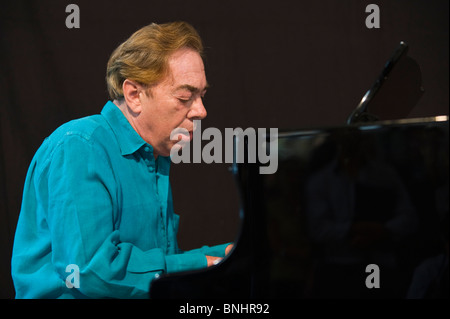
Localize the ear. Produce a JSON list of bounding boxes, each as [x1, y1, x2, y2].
[[122, 79, 142, 114]]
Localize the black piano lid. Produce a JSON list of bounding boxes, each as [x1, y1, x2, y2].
[[347, 41, 425, 124], [150, 116, 448, 299]]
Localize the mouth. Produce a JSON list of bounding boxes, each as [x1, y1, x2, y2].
[[171, 127, 192, 144], [180, 130, 193, 142]]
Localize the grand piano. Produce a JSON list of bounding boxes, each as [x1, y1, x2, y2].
[[150, 42, 449, 299]]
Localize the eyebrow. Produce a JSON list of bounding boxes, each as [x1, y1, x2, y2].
[[175, 83, 209, 94]]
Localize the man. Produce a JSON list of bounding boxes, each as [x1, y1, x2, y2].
[[11, 21, 232, 299]]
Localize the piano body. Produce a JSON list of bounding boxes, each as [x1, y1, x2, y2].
[[150, 42, 449, 299]]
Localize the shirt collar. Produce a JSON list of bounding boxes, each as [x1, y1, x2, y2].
[[101, 101, 148, 156]]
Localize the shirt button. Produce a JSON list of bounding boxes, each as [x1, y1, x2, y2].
[[144, 146, 150, 153]]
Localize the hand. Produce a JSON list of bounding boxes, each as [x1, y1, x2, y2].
[[225, 244, 234, 255], [206, 244, 234, 267], [206, 255, 222, 267]]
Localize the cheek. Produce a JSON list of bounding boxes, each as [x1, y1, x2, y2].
[[163, 117, 188, 144], [150, 99, 189, 136], [170, 111, 190, 129]]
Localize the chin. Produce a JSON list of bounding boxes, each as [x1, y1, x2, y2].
[[158, 150, 172, 157], [161, 145, 177, 157]]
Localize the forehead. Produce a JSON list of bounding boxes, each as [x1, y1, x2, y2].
[[165, 48, 207, 89]]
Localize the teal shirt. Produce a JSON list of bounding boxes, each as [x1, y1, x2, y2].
[[11, 101, 229, 299]]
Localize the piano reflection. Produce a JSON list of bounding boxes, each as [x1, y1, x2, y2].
[[150, 41, 449, 299]]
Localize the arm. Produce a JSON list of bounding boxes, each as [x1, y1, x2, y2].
[[46, 135, 167, 298], [46, 135, 225, 298]]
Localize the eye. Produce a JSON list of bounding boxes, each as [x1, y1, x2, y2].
[[178, 97, 192, 104]]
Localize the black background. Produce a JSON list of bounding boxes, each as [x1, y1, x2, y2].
[[0, 0, 448, 298]]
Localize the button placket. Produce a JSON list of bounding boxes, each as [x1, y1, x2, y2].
[[141, 145, 169, 252], [142, 146, 155, 174]]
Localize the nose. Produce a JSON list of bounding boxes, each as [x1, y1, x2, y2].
[[188, 97, 207, 120]]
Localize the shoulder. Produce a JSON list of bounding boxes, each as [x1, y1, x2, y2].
[[49, 114, 109, 144], [34, 114, 118, 168]]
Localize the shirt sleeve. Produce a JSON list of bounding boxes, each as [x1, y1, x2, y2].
[[165, 243, 231, 273]]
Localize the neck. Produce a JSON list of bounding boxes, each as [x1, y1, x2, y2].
[[112, 99, 159, 159]]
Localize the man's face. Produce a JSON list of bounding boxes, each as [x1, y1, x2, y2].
[[137, 47, 208, 157]]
